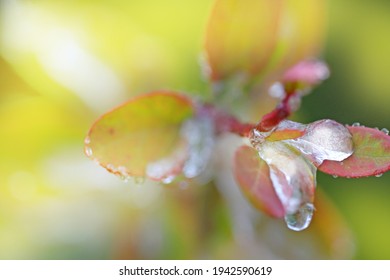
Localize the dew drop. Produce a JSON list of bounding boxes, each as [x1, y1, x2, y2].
[[332, 175, 338, 179], [85, 147, 93, 157], [381, 128, 389, 135], [106, 164, 116, 172], [84, 136, 91, 145], [120, 176, 129, 183], [269, 82, 286, 99], [134, 177, 145, 185], [284, 203, 314, 231], [352, 122, 360, 127], [161, 175, 175, 185], [375, 173, 383, 178], [179, 180, 189, 190]]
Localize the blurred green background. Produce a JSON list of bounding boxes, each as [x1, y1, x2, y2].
[[0, 0, 389, 259]]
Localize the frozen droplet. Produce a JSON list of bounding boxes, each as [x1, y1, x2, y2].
[[352, 122, 360, 127], [134, 177, 145, 185], [287, 119, 353, 166], [284, 203, 314, 231], [381, 128, 389, 135], [84, 136, 91, 145], [85, 146, 93, 157], [332, 175, 338, 178], [269, 82, 286, 99], [375, 173, 383, 178], [181, 116, 215, 178]]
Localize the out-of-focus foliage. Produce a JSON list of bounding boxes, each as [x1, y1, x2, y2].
[[205, 0, 326, 89], [0, 0, 389, 259]]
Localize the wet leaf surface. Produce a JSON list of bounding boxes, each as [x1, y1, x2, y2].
[[234, 145, 285, 218], [319, 126, 390, 177], [85, 91, 194, 180]]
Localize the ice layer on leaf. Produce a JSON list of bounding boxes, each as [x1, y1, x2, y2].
[[319, 126, 390, 178], [286, 119, 353, 166], [246, 119, 355, 231], [234, 145, 285, 218], [258, 142, 316, 216]]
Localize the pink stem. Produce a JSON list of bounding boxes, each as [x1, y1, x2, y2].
[[198, 104, 254, 137]]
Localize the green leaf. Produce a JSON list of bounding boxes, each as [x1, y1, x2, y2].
[[204, 0, 282, 82], [234, 145, 285, 218], [319, 126, 390, 178], [85, 91, 195, 180]]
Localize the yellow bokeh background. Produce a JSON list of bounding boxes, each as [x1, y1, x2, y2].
[[0, 0, 389, 259]]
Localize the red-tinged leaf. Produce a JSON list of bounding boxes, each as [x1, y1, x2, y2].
[[266, 129, 305, 142], [85, 91, 195, 180], [204, 0, 283, 82], [234, 145, 285, 218], [260, 142, 316, 215], [319, 126, 390, 177]]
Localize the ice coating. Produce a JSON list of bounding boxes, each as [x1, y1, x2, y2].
[[181, 116, 215, 178], [286, 119, 353, 166], [258, 142, 316, 215], [249, 119, 353, 230]]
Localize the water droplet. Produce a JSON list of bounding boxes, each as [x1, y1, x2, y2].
[[286, 119, 353, 166], [134, 177, 145, 185], [161, 175, 175, 184], [284, 203, 314, 231], [106, 164, 116, 172], [85, 147, 93, 157], [375, 173, 383, 178], [84, 136, 91, 144], [381, 128, 389, 135], [352, 122, 360, 127], [332, 175, 338, 178], [269, 82, 286, 99], [120, 176, 129, 183]]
